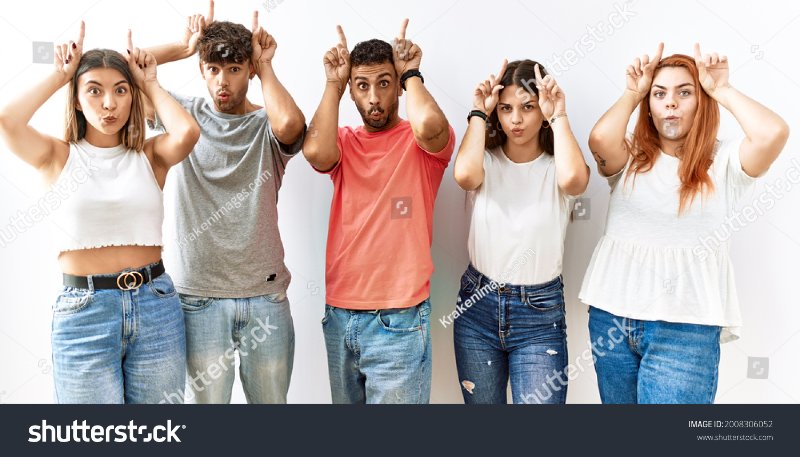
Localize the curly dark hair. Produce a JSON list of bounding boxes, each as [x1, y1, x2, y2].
[[349, 39, 394, 69], [198, 21, 252, 65]]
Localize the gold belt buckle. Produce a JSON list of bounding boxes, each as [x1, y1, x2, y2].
[[116, 271, 145, 291]]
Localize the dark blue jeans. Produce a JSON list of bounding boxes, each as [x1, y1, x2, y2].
[[453, 264, 568, 404]]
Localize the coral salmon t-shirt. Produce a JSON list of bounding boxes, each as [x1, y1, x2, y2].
[[316, 120, 455, 309]]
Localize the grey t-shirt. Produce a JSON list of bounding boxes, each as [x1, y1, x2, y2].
[[152, 92, 304, 298]]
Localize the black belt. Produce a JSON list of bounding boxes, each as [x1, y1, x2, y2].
[[63, 260, 165, 290]]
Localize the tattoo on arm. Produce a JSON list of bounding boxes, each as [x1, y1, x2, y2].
[[593, 151, 607, 167]]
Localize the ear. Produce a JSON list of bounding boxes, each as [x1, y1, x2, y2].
[[75, 98, 82, 112], [249, 62, 256, 80], [349, 82, 355, 101], [198, 61, 205, 76]]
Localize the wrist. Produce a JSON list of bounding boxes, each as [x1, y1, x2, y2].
[[400, 69, 423, 90], [326, 79, 347, 98], [707, 84, 734, 103]]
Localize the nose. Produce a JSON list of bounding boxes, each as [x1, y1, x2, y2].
[[511, 108, 522, 125], [368, 86, 379, 105], [665, 93, 677, 110], [102, 93, 116, 111], [216, 71, 229, 88]]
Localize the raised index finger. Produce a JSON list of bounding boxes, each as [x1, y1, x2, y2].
[[652, 42, 664, 65], [252, 10, 259, 32], [398, 18, 409, 39], [207, 0, 215, 22], [77, 20, 85, 47], [497, 59, 508, 81], [336, 25, 348, 48], [534, 63, 544, 85], [127, 29, 133, 53], [693, 42, 702, 62]]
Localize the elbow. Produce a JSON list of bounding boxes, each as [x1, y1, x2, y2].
[[454, 166, 482, 191], [272, 114, 306, 145], [559, 167, 590, 196]]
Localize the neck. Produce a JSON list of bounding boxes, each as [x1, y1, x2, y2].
[[83, 127, 122, 148], [659, 136, 684, 157], [503, 137, 543, 163]]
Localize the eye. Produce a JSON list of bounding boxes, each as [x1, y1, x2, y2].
[[115, 86, 128, 95], [653, 91, 665, 98], [87, 87, 100, 95], [524, 104, 536, 111], [680, 90, 691, 96], [231, 67, 240, 73], [358, 83, 368, 90], [499, 105, 511, 112], [379, 80, 390, 88]]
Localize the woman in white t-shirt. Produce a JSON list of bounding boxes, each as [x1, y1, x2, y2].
[[451, 59, 590, 404], [581, 43, 789, 404]]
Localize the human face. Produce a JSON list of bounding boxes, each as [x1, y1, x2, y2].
[[649, 66, 698, 142], [200, 60, 254, 114], [349, 62, 401, 132], [75, 68, 132, 145], [497, 84, 545, 149]]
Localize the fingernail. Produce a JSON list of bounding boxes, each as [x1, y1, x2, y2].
[[127, 49, 130, 54]]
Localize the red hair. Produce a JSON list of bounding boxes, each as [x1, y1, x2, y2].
[[628, 54, 720, 214]]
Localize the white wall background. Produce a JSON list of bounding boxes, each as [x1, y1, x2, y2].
[[0, 0, 797, 404]]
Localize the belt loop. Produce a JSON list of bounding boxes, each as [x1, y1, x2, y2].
[[86, 275, 95, 293], [520, 285, 526, 302], [144, 263, 153, 283]]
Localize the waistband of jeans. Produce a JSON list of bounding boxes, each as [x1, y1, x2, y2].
[[465, 263, 562, 297]]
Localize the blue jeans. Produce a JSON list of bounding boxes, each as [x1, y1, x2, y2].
[[453, 264, 568, 404], [322, 299, 432, 404], [178, 292, 294, 404], [51, 266, 186, 404], [588, 306, 721, 404]]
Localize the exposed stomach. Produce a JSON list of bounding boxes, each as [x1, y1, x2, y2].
[[58, 245, 163, 276]]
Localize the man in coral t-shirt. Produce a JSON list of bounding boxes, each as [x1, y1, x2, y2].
[[303, 19, 455, 404]]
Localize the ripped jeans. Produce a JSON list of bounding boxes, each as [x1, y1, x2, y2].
[[453, 264, 568, 404]]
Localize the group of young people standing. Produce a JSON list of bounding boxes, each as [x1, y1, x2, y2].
[[0, 1, 788, 404]]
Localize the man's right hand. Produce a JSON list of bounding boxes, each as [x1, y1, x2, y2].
[[181, 0, 215, 56], [323, 25, 350, 95]]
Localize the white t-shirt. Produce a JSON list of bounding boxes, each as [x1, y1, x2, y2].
[[579, 138, 757, 343], [467, 147, 578, 285]]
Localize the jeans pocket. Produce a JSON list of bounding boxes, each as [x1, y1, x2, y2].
[[180, 294, 214, 312], [53, 287, 93, 315], [321, 305, 331, 325], [264, 291, 287, 304], [149, 273, 177, 298], [525, 281, 565, 312], [460, 271, 477, 295], [377, 306, 422, 333]]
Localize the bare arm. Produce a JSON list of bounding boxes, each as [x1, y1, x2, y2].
[[453, 59, 507, 191], [303, 26, 350, 172], [694, 44, 789, 177], [589, 43, 664, 177], [251, 11, 305, 145], [393, 19, 449, 153], [0, 22, 85, 171]]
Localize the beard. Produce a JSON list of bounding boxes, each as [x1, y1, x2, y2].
[[357, 99, 399, 130], [213, 89, 246, 113]]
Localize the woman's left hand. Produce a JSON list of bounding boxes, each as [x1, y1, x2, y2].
[[126, 30, 157, 89], [694, 43, 730, 97], [534, 64, 565, 121]]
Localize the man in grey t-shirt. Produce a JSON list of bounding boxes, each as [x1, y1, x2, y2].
[[147, 4, 305, 404]]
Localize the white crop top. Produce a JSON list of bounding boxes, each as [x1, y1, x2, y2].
[[48, 139, 164, 252]]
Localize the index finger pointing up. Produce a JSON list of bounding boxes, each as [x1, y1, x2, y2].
[[252, 10, 259, 32], [77, 21, 85, 47], [336, 25, 348, 48], [497, 59, 508, 81], [398, 18, 409, 39], [534, 63, 544, 85], [207, 0, 215, 22], [127, 29, 133, 52]]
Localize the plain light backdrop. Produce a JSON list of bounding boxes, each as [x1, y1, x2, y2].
[[0, 0, 797, 403]]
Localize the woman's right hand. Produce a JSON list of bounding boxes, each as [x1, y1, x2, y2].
[[473, 59, 507, 115], [625, 42, 663, 101], [54, 21, 85, 83]]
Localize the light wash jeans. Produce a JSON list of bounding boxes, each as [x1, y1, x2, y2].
[[178, 292, 294, 404], [322, 299, 432, 404], [51, 266, 186, 404]]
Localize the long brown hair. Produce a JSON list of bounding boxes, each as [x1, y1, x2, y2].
[[64, 49, 145, 151], [629, 53, 720, 214], [485, 59, 554, 155]]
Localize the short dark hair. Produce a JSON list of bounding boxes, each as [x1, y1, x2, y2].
[[349, 39, 394, 69], [198, 21, 252, 65]]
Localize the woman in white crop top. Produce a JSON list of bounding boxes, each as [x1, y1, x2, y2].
[[0, 23, 199, 403], [581, 43, 789, 404], [451, 59, 590, 404]]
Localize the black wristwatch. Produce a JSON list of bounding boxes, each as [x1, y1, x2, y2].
[[467, 110, 488, 122], [400, 69, 424, 90]]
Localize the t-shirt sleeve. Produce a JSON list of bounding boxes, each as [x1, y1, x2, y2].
[[421, 125, 456, 168], [147, 91, 199, 133], [268, 122, 306, 174], [724, 137, 758, 203]]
